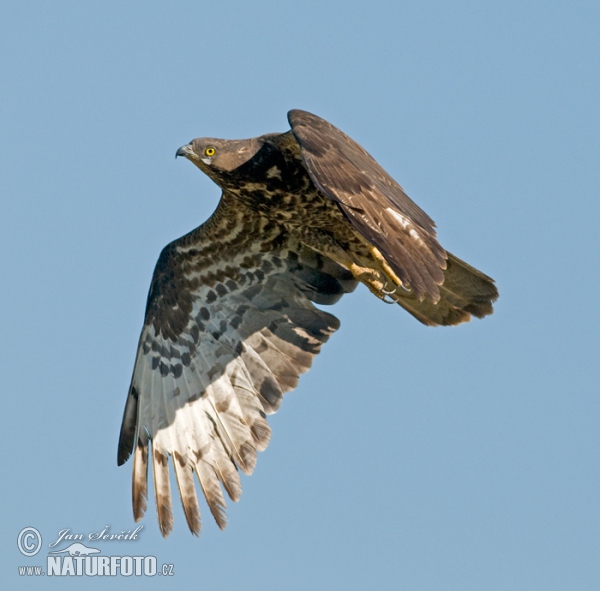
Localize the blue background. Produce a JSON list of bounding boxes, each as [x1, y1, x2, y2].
[[2, 1, 598, 589]]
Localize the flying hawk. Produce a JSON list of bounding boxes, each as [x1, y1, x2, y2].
[[117, 109, 498, 536]]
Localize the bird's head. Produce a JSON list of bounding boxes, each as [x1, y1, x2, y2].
[[176, 137, 263, 184]]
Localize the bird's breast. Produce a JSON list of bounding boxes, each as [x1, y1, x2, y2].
[[233, 182, 342, 230]]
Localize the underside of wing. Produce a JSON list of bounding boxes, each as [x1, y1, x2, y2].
[[288, 109, 447, 303], [117, 191, 357, 536]]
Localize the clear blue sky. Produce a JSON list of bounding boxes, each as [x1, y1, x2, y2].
[[2, 1, 598, 589]]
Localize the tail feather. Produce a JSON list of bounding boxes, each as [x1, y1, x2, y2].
[[395, 252, 498, 326]]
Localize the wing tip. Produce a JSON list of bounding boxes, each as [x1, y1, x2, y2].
[[117, 386, 139, 465], [173, 452, 203, 536], [196, 460, 229, 531], [132, 439, 149, 522], [152, 445, 174, 538]]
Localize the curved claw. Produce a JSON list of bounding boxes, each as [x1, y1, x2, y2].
[[383, 281, 412, 295], [381, 292, 399, 304]]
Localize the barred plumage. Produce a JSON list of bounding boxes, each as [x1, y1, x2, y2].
[[118, 110, 498, 536]]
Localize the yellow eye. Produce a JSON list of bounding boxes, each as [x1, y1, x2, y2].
[[205, 147, 216, 157]]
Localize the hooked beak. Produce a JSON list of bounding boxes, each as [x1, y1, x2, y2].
[[175, 144, 195, 159]]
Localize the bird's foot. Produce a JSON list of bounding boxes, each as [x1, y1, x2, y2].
[[348, 263, 402, 304], [368, 246, 404, 288]]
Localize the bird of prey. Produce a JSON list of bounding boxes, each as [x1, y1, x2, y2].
[[117, 109, 498, 537]]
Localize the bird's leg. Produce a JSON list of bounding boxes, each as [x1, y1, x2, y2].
[[350, 245, 409, 302], [347, 260, 407, 303], [347, 263, 388, 296], [290, 227, 405, 300], [367, 245, 404, 290]]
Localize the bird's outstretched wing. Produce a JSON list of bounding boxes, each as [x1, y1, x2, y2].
[[117, 191, 357, 536], [288, 109, 498, 323]]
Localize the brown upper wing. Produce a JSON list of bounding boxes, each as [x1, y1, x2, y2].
[[118, 191, 357, 536], [288, 109, 448, 303]]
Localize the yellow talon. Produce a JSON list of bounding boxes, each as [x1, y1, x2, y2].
[[348, 263, 393, 301], [368, 245, 403, 287]]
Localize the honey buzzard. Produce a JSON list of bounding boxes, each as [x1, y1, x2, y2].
[[117, 110, 498, 536]]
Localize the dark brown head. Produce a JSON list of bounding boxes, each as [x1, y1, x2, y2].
[[176, 137, 263, 185]]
